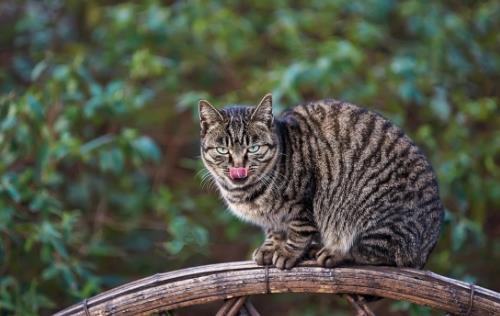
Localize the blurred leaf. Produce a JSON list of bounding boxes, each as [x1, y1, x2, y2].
[[99, 148, 125, 173], [132, 136, 161, 162], [80, 135, 115, 155], [430, 87, 450, 121]]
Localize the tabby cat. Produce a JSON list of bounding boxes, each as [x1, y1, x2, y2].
[[199, 94, 443, 270]]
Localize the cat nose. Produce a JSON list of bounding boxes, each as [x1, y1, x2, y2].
[[229, 167, 248, 179]]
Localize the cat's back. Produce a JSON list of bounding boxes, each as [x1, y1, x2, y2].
[[280, 98, 439, 202], [281, 99, 418, 161], [283, 99, 404, 145]]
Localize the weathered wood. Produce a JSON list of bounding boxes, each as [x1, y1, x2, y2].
[[53, 261, 500, 316]]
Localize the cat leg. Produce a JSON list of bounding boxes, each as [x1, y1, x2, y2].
[[316, 239, 417, 268], [350, 239, 417, 268], [272, 219, 317, 270], [348, 227, 423, 268], [315, 230, 357, 268], [253, 229, 285, 266]]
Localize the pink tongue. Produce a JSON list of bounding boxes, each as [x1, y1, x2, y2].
[[229, 167, 248, 179]]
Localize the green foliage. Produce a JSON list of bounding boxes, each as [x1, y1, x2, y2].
[[0, 0, 499, 315]]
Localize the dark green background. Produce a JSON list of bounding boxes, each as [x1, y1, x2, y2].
[[0, 1, 498, 315]]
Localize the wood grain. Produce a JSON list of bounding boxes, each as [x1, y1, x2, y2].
[[53, 261, 500, 316]]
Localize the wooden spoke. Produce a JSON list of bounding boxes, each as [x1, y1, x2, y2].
[[345, 294, 376, 316], [216, 297, 247, 316], [244, 300, 261, 316]]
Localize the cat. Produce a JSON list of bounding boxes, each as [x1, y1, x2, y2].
[[199, 93, 443, 271]]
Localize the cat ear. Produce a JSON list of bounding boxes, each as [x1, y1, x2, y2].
[[199, 99, 223, 124], [199, 100, 223, 136], [251, 93, 273, 126]]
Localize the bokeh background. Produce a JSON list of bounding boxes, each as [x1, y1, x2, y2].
[[0, 1, 499, 315]]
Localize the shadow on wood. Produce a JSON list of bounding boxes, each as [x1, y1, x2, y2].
[[54, 261, 500, 316]]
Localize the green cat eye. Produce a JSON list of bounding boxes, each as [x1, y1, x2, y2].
[[216, 147, 229, 154], [248, 145, 260, 153]]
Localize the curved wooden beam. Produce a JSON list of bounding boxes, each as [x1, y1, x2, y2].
[[54, 261, 500, 316]]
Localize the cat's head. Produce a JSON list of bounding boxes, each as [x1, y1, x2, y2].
[[199, 93, 279, 189]]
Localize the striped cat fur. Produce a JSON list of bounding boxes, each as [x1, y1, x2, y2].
[[199, 94, 443, 270]]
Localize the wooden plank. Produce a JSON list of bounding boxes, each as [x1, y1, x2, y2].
[[53, 261, 500, 316]]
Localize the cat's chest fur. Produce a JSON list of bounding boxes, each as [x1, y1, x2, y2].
[[225, 196, 286, 229]]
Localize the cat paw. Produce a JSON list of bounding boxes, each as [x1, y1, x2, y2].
[[304, 242, 322, 259], [272, 245, 301, 270], [316, 247, 345, 268], [252, 245, 275, 266]]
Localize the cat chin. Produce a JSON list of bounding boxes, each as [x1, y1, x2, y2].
[[229, 178, 248, 184], [226, 177, 251, 186]]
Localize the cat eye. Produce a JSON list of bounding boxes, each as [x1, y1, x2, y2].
[[216, 147, 229, 154], [248, 145, 260, 153]]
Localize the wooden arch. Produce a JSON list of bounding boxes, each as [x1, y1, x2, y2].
[[54, 261, 500, 316]]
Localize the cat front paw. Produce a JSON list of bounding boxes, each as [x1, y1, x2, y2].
[[316, 247, 345, 268], [252, 244, 275, 266], [272, 245, 302, 270]]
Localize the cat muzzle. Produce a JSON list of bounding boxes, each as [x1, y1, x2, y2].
[[229, 167, 248, 180]]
